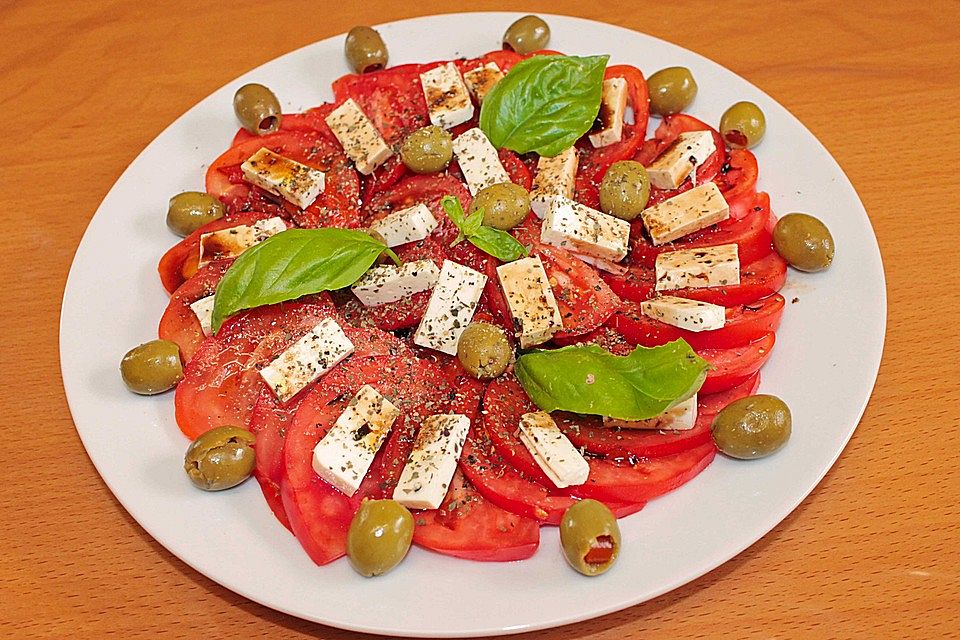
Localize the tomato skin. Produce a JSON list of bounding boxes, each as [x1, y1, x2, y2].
[[158, 260, 231, 360], [363, 173, 471, 236], [698, 372, 761, 417], [699, 332, 776, 394], [332, 64, 430, 145], [716, 149, 760, 220], [498, 148, 533, 190], [230, 110, 333, 147]]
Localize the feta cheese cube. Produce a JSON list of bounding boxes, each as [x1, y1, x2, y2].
[[530, 146, 579, 218], [655, 243, 741, 291], [646, 131, 717, 190], [603, 395, 698, 431], [325, 98, 393, 175], [198, 216, 287, 266], [452, 128, 511, 196], [541, 197, 631, 262], [518, 412, 590, 489], [641, 295, 726, 332], [462, 62, 504, 103], [420, 62, 475, 129], [259, 317, 355, 403], [392, 414, 471, 509], [413, 260, 487, 355], [588, 77, 628, 148], [312, 385, 401, 496], [240, 148, 326, 209], [496, 256, 563, 348], [367, 203, 438, 247], [189, 295, 216, 337], [640, 182, 730, 246], [351, 259, 440, 307]]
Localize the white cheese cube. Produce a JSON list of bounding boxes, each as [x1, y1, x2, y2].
[[189, 295, 216, 337], [259, 317, 355, 403], [351, 259, 440, 307], [640, 182, 730, 246], [420, 62, 475, 129], [541, 197, 630, 262], [413, 260, 487, 355], [588, 77, 628, 148], [325, 98, 393, 175], [641, 295, 726, 332], [367, 203, 438, 247], [530, 146, 579, 218], [462, 62, 504, 103], [452, 128, 512, 196], [240, 148, 326, 209], [646, 131, 717, 190], [312, 385, 401, 496], [393, 414, 470, 509], [496, 256, 563, 348], [198, 216, 287, 266], [655, 243, 741, 291], [518, 412, 590, 489], [603, 395, 698, 431]]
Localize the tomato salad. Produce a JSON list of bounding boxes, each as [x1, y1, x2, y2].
[[121, 15, 834, 578]]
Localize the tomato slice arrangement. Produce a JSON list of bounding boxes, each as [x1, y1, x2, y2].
[[124, 16, 831, 576]]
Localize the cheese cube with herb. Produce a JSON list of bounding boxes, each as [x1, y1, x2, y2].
[[641, 295, 726, 332], [462, 62, 504, 103], [312, 385, 401, 496], [198, 216, 286, 266], [655, 243, 741, 291], [351, 259, 440, 307], [413, 260, 487, 355], [541, 197, 631, 262], [258, 317, 355, 403], [452, 128, 512, 196], [646, 131, 717, 190], [530, 146, 579, 218], [518, 411, 590, 489], [240, 147, 326, 209], [603, 395, 698, 431], [640, 182, 730, 246], [393, 414, 470, 509], [588, 77, 628, 148], [367, 203, 438, 247], [325, 98, 393, 175], [420, 62, 475, 129], [496, 256, 563, 348], [189, 295, 215, 337]]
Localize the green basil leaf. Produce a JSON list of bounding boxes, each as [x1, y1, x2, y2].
[[480, 54, 609, 157], [441, 195, 466, 226], [463, 209, 485, 237], [514, 340, 709, 420], [211, 228, 389, 332], [468, 226, 528, 262]]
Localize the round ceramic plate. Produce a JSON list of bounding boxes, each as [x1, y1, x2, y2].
[[60, 12, 885, 637]]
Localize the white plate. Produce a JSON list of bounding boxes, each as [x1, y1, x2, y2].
[[60, 12, 885, 637]]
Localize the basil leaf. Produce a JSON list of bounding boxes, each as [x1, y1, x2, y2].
[[211, 228, 393, 332], [480, 54, 609, 157], [468, 226, 528, 262], [463, 209, 485, 237], [515, 341, 709, 420]]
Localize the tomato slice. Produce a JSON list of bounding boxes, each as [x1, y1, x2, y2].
[[332, 64, 429, 145], [699, 372, 761, 417], [498, 148, 533, 190], [230, 110, 334, 147], [158, 260, 231, 361], [609, 293, 786, 350], [481, 376, 553, 485], [715, 149, 760, 219], [635, 114, 727, 205], [699, 332, 776, 394], [362, 173, 471, 239]]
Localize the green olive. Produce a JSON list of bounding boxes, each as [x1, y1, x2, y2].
[[184, 426, 256, 491], [712, 394, 791, 459], [400, 126, 453, 174], [233, 83, 281, 136], [345, 26, 388, 74], [469, 182, 530, 230], [166, 191, 225, 237], [647, 67, 698, 117], [346, 499, 414, 577], [599, 161, 651, 221], [560, 499, 621, 576], [503, 15, 550, 55], [120, 339, 183, 395], [773, 213, 835, 272], [457, 323, 512, 379], [720, 101, 766, 149]]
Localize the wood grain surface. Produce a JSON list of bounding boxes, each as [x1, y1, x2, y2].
[[3, 0, 959, 637]]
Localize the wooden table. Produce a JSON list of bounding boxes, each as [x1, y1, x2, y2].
[[3, 1, 958, 637]]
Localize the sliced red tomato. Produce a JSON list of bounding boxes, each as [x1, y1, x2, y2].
[[362, 173, 471, 239], [699, 372, 761, 417], [332, 63, 429, 145], [158, 260, 231, 360], [360, 155, 408, 204], [498, 149, 533, 189], [609, 293, 785, 350], [481, 376, 552, 485], [230, 110, 333, 147], [561, 411, 712, 461], [715, 149, 759, 219], [699, 332, 776, 394]]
